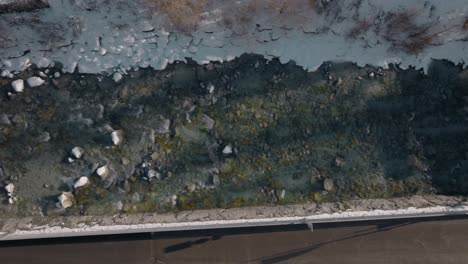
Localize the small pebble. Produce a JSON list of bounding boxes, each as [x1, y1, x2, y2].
[[222, 145, 233, 155], [71, 146, 84, 159]]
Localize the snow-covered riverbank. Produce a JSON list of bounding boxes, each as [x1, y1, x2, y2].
[[0, 0, 467, 77]]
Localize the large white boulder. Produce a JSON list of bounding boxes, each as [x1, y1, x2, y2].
[[27, 76, 45, 87], [74, 176, 89, 189], [11, 79, 24, 92]]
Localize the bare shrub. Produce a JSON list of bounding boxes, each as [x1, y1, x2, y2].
[[267, 0, 317, 15], [347, 19, 372, 39], [220, 0, 259, 34], [145, 0, 208, 32], [384, 10, 454, 54]]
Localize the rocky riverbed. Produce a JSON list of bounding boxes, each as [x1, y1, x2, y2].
[[0, 54, 467, 217]]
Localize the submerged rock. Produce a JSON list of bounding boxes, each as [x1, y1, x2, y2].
[[279, 189, 286, 200], [115, 201, 123, 211], [335, 156, 345, 167], [121, 157, 130, 165], [323, 178, 334, 192], [210, 174, 220, 186], [36, 131, 51, 143], [156, 119, 171, 134], [150, 152, 160, 161], [0, 114, 11, 125], [200, 114, 215, 130]]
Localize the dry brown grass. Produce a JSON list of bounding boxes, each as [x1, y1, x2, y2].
[[383, 10, 454, 54], [221, 0, 317, 33], [267, 0, 317, 15], [221, 0, 260, 34], [146, 0, 318, 33], [146, 0, 208, 32]]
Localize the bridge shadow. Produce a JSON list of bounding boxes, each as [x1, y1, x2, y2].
[[251, 220, 415, 264]]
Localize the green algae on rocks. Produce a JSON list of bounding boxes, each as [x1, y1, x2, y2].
[[0, 55, 467, 217]]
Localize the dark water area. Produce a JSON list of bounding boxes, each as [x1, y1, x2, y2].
[[0, 54, 467, 217]]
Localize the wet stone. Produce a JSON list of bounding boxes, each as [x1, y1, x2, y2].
[[323, 179, 334, 192]]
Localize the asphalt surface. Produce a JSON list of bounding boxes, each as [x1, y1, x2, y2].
[[1, 216, 468, 264]]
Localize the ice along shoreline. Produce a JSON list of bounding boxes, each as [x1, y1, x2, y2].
[[1, 195, 467, 241]]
